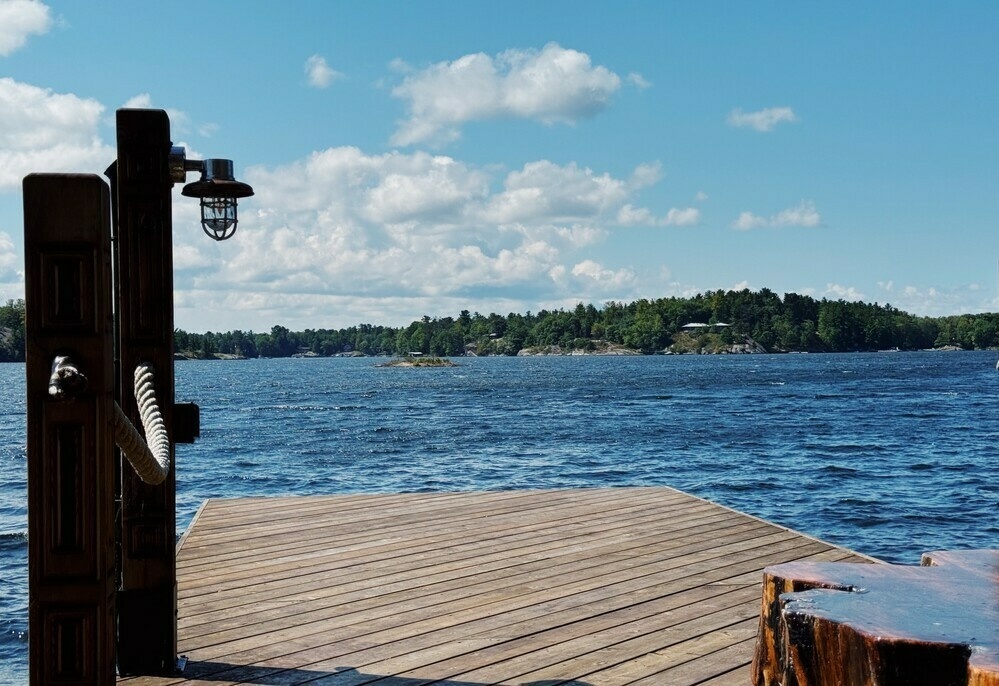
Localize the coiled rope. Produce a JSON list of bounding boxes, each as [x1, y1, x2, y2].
[[114, 363, 171, 485], [49, 357, 171, 485]]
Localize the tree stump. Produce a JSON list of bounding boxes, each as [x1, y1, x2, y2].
[[752, 550, 999, 686]]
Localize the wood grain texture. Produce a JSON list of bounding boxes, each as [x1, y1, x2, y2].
[[752, 549, 999, 686], [119, 487, 872, 685], [25, 174, 116, 685]]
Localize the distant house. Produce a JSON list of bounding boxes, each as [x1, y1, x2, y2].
[[680, 322, 731, 331]]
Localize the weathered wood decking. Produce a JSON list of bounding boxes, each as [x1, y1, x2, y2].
[[119, 487, 873, 685]]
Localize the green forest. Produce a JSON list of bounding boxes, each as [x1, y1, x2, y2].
[[0, 299, 25, 362], [4, 290, 999, 362]]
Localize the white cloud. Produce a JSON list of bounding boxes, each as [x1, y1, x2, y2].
[[727, 107, 798, 132], [773, 201, 820, 227], [663, 207, 700, 226], [121, 94, 216, 141], [868, 282, 996, 317], [695, 191, 708, 202], [391, 43, 622, 146], [0, 230, 18, 281], [617, 204, 656, 226], [822, 283, 865, 302], [0, 228, 22, 307], [732, 212, 766, 230], [0, 0, 50, 56], [362, 154, 489, 225], [732, 200, 820, 230], [122, 93, 199, 136], [629, 162, 662, 189], [122, 93, 153, 109], [305, 55, 343, 89], [627, 72, 651, 89], [171, 148, 658, 322], [173, 289, 541, 332], [571, 259, 637, 291], [617, 204, 700, 227], [483, 160, 630, 225], [0, 78, 113, 190]]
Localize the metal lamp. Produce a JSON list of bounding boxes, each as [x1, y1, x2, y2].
[[170, 148, 254, 240], [181, 159, 254, 240]]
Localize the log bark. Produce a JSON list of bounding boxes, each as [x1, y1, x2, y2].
[[752, 550, 999, 686]]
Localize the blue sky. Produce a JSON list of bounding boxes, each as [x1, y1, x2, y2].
[[1, 1, 997, 332]]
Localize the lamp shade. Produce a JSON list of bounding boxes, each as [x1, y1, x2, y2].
[[181, 159, 254, 240]]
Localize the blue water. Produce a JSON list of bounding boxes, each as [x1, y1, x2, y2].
[[3, 352, 999, 681]]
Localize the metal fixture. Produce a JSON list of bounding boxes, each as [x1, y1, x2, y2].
[[170, 147, 254, 240]]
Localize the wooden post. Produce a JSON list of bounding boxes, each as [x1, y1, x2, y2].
[[751, 550, 999, 686], [24, 174, 116, 685], [112, 108, 178, 674]]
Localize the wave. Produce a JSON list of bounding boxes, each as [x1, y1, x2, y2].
[[819, 464, 860, 475]]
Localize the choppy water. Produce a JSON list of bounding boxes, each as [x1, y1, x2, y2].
[[2, 352, 999, 681]]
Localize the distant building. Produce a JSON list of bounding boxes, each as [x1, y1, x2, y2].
[[680, 322, 731, 331]]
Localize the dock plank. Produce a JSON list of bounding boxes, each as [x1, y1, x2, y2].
[[119, 486, 874, 685]]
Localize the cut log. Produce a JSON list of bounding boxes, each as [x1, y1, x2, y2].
[[752, 549, 999, 686]]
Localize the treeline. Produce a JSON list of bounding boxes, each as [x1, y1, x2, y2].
[[4, 290, 999, 363], [0, 299, 25, 362], [173, 289, 999, 358]]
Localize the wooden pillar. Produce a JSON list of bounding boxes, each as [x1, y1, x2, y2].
[[751, 551, 999, 686], [112, 108, 178, 675], [24, 174, 116, 685]]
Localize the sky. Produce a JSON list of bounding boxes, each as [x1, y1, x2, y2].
[[1, 1, 997, 332]]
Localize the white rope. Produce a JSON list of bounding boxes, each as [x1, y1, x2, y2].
[[114, 362, 171, 485]]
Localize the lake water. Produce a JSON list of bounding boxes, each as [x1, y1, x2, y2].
[[2, 352, 999, 681]]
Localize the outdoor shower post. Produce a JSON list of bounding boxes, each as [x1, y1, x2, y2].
[[24, 174, 116, 684], [112, 108, 179, 675]]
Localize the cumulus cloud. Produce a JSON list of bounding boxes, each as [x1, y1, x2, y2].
[[0, 0, 50, 56], [571, 259, 636, 289], [868, 281, 992, 317], [122, 93, 153, 109], [822, 283, 865, 302], [617, 204, 700, 227], [727, 107, 798, 132], [391, 43, 622, 146], [122, 93, 205, 138], [732, 200, 820, 230], [305, 55, 343, 89], [663, 207, 700, 226], [172, 148, 658, 322], [616, 204, 656, 225], [484, 160, 629, 224], [0, 229, 22, 305], [629, 162, 663, 189], [0, 231, 18, 280], [0, 78, 113, 190]]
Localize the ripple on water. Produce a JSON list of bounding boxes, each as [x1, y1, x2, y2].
[[1, 352, 999, 676]]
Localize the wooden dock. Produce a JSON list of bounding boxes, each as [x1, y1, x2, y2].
[[118, 487, 874, 685]]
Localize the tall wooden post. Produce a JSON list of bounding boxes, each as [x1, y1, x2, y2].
[[24, 174, 116, 685], [112, 108, 178, 674]]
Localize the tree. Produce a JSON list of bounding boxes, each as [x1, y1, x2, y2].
[[161, 289, 999, 360], [623, 300, 666, 353], [0, 299, 25, 362]]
